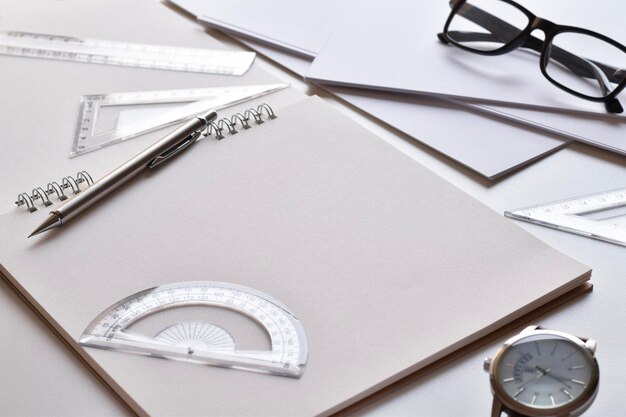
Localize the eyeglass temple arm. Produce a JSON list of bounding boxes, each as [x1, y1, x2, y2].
[[443, 31, 624, 87], [586, 59, 614, 98]]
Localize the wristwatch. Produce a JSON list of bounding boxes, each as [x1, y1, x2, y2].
[[484, 325, 599, 417]]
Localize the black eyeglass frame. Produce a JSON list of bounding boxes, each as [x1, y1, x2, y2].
[[438, 0, 626, 113]]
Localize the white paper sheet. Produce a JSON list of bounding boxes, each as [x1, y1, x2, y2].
[[170, 0, 626, 179], [171, 0, 348, 58], [306, 0, 626, 115], [240, 38, 626, 161], [231, 37, 574, 179]]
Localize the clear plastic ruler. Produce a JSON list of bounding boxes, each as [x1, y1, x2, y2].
[[79, 281, 308, 378], [0, 31, 255, 75], [70, 83, 288, 157], [505, 187, 626, 247]]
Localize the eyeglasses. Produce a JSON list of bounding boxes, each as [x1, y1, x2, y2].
[[438, 0, 626, 114]]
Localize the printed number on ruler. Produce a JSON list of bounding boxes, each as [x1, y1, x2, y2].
[[505, 187, 626, 247], [0, 31, 255, 75]]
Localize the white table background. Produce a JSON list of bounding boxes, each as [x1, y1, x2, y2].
[[1, 15, 625, 417]]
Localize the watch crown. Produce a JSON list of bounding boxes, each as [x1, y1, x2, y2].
[[585, 338, 597, 354], [483, 357, 492, 372]]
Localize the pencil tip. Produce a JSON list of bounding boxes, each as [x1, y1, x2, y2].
[[29, 212, 63, 238]]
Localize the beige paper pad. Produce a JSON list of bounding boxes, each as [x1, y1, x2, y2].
[[1, 95, 590, 416]]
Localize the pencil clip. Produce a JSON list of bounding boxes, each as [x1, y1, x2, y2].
[[148, 130, 202, 169]]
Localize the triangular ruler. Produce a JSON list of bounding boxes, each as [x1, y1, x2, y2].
[[70, 83, 288, 157], [505, 187, 626, 247]]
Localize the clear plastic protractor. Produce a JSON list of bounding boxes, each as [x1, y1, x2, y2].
[[79, 281, 308, 378]]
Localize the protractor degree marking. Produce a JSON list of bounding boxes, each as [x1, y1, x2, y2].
[[103, 292, 293, 346], [107, 291, 292, 337], [80, 281, 307, 378]]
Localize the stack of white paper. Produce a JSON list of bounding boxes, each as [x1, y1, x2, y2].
[[170, 0, 626, 179]]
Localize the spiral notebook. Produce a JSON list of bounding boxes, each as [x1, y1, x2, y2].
[[11, 104, 276, 215], [0, 96, 592, 416], [0, 0, 592, 415]]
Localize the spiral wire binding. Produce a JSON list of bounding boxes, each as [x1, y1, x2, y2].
[[15, 171, 94, 213], [14, 104, 277, 213], [203, 103, 276, 140]]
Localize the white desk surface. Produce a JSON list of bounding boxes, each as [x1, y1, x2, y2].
[[1, 9, 625, 417]]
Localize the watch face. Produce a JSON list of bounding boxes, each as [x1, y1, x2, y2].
[[494, 333, 595, 411]]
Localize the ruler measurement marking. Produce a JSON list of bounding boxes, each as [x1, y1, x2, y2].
[[505, 187, 626, 246], [0, 31, 254, 75], [85, 282, 303, 375], [70, 83, 287, 157]]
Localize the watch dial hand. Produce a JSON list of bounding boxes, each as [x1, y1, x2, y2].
[[544, 371, 574, 389], [535, 366, 573, 389], [518, 368, 545, 390]]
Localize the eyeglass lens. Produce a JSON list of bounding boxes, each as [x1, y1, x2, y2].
[[446, 0, 530, 52], [545, 32, 626, 99], [446, 0, 626, 100]]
